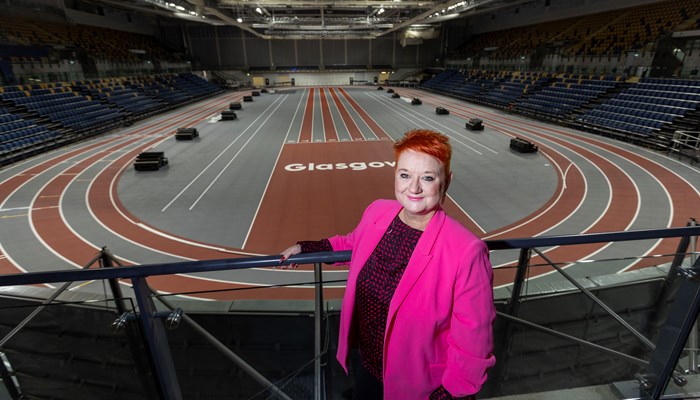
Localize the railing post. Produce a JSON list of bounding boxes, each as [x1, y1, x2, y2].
[[0, 353, 21, 399], [650, 220, 696, 333], [99, 247, 129, 314], [508, 247, 532, 316], [131, 277, 182, 400], [687, 218, 698, 374], [495, 247, 532, 394], [102, 248, 161, 399], [153, 293, 294, 400], [314, 262, 325, 400], [641, 256, 700, 400]]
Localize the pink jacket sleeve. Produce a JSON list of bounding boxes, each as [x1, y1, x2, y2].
[[326, 200, 381, 252], [443, 239, 496, 396]]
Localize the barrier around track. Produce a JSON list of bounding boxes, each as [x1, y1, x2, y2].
[[0, 225, 699, 399]]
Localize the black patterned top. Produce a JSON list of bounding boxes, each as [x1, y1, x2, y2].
[[355, 214, 422, 381]]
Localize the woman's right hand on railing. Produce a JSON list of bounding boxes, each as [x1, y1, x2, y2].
[[278, 244, 301, 269]]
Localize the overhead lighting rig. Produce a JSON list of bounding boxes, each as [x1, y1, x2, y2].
[[114, 0, 531, 39]]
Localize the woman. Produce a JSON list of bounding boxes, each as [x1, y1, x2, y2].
[[280, 129, 496, 399]]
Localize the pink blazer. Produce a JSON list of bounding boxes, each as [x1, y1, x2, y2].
[[329, 199, 496, 399]]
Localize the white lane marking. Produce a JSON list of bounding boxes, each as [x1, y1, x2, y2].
[[78, 130, 264, 262], [367, 91, 497, 155], [284, 88, 308, 144], [71, 94, 260, 264], [102, 146, 265, 258], [471, 103, 673, 273], [242, 90, 307, 249], [4, 93, 247, 276], [328, 88, 352, 141], [325, 88, 342, 141], [562, 163, 572, 190], [335, 88, 368, 140], [188, 95, 289, 210], [483, 156, 585, 241], [445, 193, 486, 235], [0, 93, 244, 210], [161, 95, 288, 212], [369, 88, 688, 276], [295, 89, 310, 143], [337, 88, 380, 140], [137, 223, 238, 254], [27, 169, 86, 270], [0, 242, 56, 288], [0, 206, 30, 211]]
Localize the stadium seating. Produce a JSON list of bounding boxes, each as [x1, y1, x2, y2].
[[451, 0, 700, 59], [0, 107, 61, 160], [475, 72, 551, 108], [0, 72, 223, 166], [0, 15, 181, 63], [514, 75, 619, 119], [575, 77, 700, 143]]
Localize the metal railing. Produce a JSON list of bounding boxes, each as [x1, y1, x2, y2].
[[0, 224, 698, 399], [668, 130, 699, 164]]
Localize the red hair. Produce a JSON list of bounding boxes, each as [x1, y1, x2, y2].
[[394, 129, 451, 176]]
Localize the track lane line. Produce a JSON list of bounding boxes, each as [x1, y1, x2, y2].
[[337, 87, 391, 140], [319, 88, 339, 142], [161, 95, 287, 212], [188, 95, 289, 210]]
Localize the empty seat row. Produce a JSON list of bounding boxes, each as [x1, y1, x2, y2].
[[582, 110, 667, 129], [0, 119, 33, 133], [576, 115, 659, 137], [635, 82, 700, 93], [607, 99, 689, 115], [597, 104, 677, 122], [641, 77, 700, 86], [0, 113, 21, 124], [627, 87, 700, 100], [616, 93, 697, 109], [0, 130, 61, 154], [0, 125, 53, 143], [7, 91, 76, 105]]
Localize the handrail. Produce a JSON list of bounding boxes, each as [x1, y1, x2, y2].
[[0, 225, 698, 400], [485, 226, 700, 250], [0, 226, 699, 287]]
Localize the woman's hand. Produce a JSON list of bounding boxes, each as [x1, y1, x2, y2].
[[278, 244, 301, 269]]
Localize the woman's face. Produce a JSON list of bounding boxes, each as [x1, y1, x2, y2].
[[394, 149, 448, 219]]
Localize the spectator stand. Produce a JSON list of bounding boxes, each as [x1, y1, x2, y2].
[[0, 105, 61, 165], [515, 74, 622, 122], [574, 77, 700, 148], [473, 71, 552, 109]]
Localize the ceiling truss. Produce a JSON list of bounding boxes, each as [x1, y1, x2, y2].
[[91, 0, 539, 39]]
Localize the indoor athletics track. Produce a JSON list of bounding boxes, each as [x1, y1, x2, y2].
[[0, 87, 698, 300]]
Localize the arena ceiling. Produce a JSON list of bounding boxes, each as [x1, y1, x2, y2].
[[94, 0, 538, 39]]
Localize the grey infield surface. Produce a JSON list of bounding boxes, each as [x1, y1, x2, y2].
[[1, 87, 698, 298]]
